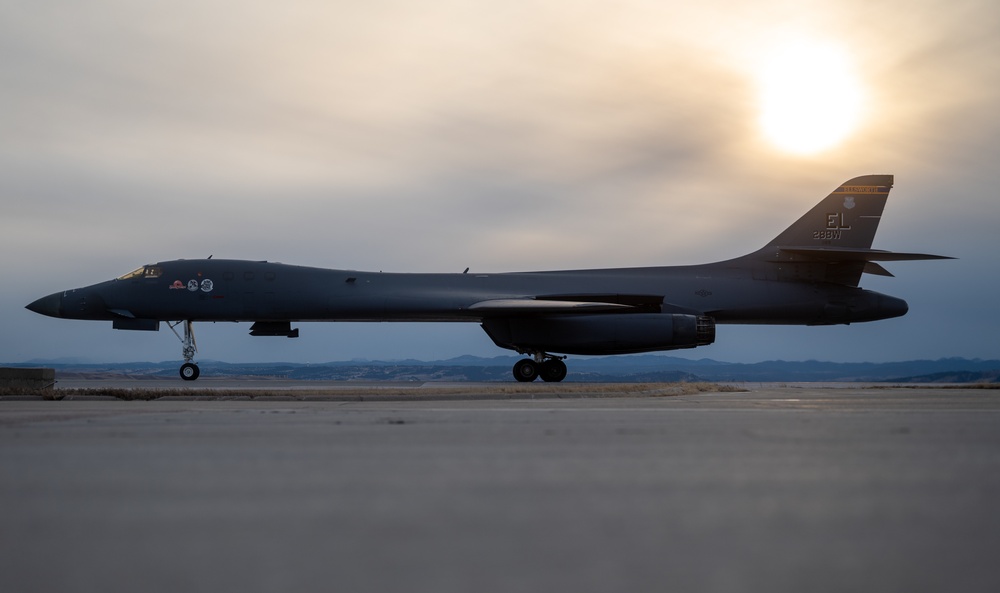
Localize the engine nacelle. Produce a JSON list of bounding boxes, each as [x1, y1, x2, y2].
[[481, 313, 715, 356]]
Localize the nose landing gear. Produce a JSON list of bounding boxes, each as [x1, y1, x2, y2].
[[180, 362, 200, 381], [169, 320, 200, 381], [513, 353, 567, 382]]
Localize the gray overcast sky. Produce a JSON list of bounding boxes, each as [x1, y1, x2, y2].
[[3, 0, 998, 364]]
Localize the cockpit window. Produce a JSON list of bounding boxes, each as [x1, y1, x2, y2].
[[118, 267, 145, 281], [117, 265, 161, 280]]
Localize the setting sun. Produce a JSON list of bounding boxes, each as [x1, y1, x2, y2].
[[757, 42, 864, 154]]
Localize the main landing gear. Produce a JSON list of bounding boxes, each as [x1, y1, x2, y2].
[[512, 353, 568, 383], [168, 320, 200, 381]]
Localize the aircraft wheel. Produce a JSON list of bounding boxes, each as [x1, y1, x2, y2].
[[513, 359, 538, 382], [180, 362, 200, 381], [539, 359, 567, 382]]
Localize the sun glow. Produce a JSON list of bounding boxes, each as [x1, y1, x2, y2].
[[757, 42, 864, 154]]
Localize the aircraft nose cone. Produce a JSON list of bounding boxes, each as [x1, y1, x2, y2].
[[26, 292, 63, 318]]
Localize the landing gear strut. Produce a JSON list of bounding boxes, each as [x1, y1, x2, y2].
[[513, 353, 567, 383], [169, 320, 200, 381]]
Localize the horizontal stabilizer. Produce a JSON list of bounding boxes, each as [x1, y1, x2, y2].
[[777, 247, 954, 262], [766, 246, 954, 282]]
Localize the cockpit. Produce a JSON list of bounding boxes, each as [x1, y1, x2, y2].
[[117, 265, 163, 280]]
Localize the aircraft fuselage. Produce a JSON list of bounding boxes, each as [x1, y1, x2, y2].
[[31, 257, 906, 327]]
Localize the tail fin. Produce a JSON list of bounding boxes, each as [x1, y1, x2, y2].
[[766, 174, 893, 249], [746, 175, 951, 286]]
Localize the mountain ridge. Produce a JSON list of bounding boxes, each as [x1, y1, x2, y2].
[[7, 356, 999, 383]]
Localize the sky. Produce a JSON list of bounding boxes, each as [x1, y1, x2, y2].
[[2, 0, 999, 364]]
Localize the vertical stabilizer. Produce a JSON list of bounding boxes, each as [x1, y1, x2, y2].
[[766, 174, 893, 250], [736, 175, 897, 287]]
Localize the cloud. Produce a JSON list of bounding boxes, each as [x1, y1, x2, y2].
[[3, 0, 999, 363]]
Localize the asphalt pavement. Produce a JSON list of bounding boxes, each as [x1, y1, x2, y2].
[[2, 387, 999, 593]]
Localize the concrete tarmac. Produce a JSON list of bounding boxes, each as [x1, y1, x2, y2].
[[2, 387, 999, 593]]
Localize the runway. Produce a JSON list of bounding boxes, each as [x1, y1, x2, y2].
[[2, 386, 999, 593]]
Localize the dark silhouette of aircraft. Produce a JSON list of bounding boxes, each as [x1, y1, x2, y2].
[[27, 175, 950, 381]]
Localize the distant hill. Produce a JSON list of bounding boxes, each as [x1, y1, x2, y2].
[[886, 370, 1000, 384], [7, 356, 1000, 383]]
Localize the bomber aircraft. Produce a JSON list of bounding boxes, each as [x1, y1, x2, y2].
[[27, 175, 950, 382]]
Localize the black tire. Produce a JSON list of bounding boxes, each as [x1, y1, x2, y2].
[[513, 359, 538, 382], [539, 359, 568, 382], [180, 362, 200, 381]]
